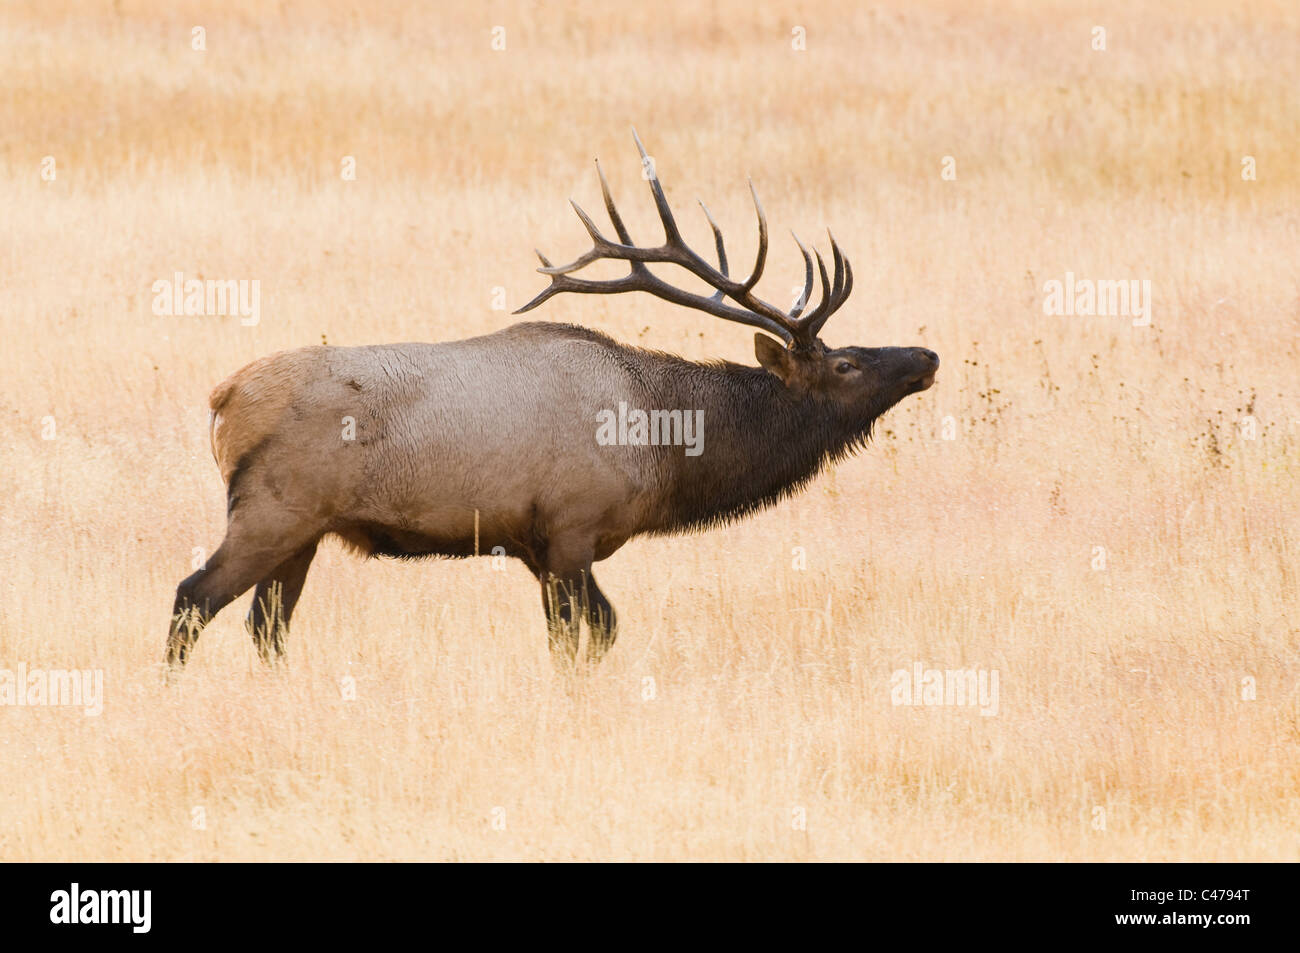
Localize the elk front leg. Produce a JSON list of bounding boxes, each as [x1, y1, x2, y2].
[[536, 534, 622, 666], [538, 568, 618, 666], [536, 532, 599, 666], [582, 571, 618, 663], [540, 575, 582, 666]]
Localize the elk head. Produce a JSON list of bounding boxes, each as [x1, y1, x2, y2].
[[517, 130, 939, 422]]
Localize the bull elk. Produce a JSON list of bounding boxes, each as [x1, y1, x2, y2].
[[166, 132, 938, 670]]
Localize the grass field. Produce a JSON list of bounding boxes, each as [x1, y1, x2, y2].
[[1, 0, 1297, 861]]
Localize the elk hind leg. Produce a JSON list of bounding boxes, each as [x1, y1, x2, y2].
[[246, 541, 318, 663], [166, 508, 319, 670]]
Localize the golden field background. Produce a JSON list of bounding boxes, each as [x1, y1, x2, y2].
[[1, 0, 1298, 861]]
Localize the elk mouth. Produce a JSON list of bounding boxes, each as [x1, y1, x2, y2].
[[904, 349, 939, 393], [908, 369, 937, 393]]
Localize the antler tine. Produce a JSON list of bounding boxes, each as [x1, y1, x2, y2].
[[828, 231, 845, 305], [788, 231, 814, 319], [805, 235, 853, 338], [569, 199, 611, 247], [697, 200, 729, 279], [533, 195, 626, 277], [632, 127, 682, 245], [802, 249, 832, 329], [697, 199, 729, 304], [594, 159, 636, 246], [515, 279, 565, 314], [741, 180, 768, 294], [535, 201, 611, 276]]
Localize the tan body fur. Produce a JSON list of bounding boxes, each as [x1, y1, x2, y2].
[[209, 323, 658, 570]]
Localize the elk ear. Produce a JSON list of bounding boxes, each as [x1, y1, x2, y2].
[[754, 333, 795, 384]]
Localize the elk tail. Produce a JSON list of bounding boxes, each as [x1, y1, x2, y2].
[[207, 376, 240, 479], [204, 350, 318, 484]]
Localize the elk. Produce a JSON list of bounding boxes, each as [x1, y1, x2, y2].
[[165, 132, 938, 671]]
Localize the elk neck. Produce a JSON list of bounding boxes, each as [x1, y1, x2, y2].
[[643, 356, 881, 534]]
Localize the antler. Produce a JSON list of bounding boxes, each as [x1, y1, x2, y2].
[[515, 130, 853, 350]]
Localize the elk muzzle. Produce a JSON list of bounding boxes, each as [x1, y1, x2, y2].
[[906, 348, 940, 392]]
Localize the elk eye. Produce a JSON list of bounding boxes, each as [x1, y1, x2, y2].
[[835, 361, 855, 374]]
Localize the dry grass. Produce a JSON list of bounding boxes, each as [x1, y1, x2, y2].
[[1, 0, 1298, 861]]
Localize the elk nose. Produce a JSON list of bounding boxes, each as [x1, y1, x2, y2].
[[918, 348, 939, 366]]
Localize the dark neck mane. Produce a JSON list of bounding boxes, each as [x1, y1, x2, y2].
[[644, 357, 884, 534]]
